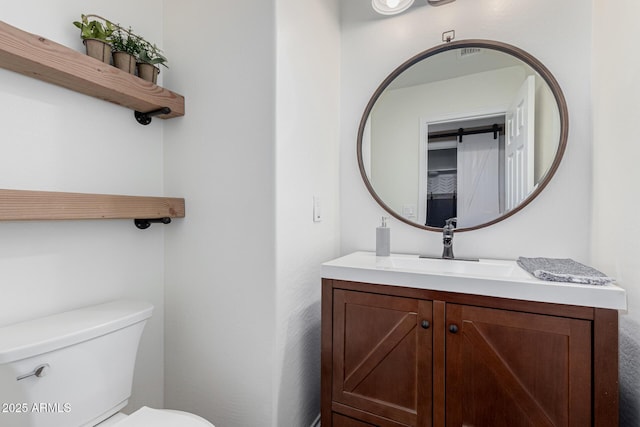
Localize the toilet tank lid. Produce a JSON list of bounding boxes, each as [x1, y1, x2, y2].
[[0, 300, 153, 365]]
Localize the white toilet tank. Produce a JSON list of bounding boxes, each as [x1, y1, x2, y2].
[[0, 300, 153, 427]]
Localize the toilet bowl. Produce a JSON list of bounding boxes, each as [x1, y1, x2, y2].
[[0, 300, 214, 427], [98, 407, 214, 426]]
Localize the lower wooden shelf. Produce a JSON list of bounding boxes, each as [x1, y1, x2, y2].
[[0, 189, 185, 222]]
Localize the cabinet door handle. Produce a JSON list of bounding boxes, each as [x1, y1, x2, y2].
[[421, 320, 430, 329], [449, 324, 459, 333]]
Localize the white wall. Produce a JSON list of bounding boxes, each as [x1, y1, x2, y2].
[[592, 1, 640, 425], [340, 0, 593, 261], [163, 0, 341, 425], [274, 0, 340, 426], [0, 1, 165, 413], [162, 0, 278, 425]]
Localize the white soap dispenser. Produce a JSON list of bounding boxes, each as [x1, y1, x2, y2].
[[376, 216, 391, 257]]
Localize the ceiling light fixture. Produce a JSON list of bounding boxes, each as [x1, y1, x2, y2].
[[371, 0, 415, 15]]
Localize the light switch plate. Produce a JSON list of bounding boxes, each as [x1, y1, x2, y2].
[[313, 196, 322, 222]]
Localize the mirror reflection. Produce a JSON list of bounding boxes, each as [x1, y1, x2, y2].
[[359, 41, 567, 231]]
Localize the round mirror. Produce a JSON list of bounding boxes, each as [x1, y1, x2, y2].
[[358, 40, 568, 232]]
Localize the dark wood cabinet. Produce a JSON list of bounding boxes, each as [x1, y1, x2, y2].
[[322, 279, 619, 427], [332, 290, 431, 426], [333, 412, 378, 427], [445, 304, 592, 427]]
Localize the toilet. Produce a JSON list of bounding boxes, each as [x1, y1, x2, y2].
[[0, 300, 214, 427]]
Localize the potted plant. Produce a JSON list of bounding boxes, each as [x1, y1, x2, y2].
[[73, 14, 114, 63], [110, 28, 141, 74], [137, 41, 168, 84]]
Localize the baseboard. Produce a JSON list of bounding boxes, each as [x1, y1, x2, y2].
[[310, 413, 321, 427]]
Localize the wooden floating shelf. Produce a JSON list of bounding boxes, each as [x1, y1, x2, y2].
[[0, 20, 184, 119], [0, 22, 186, 227], [0, 189, 185, 222]]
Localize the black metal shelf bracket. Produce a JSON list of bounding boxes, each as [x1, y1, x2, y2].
[[134, 107, 171, 125], [134, 217, 172, 230]]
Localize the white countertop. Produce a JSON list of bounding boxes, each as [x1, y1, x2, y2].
[[321, 252, 627, 310]]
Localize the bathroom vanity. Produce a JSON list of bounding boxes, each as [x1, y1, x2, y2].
[[321, 252, 626, 427]]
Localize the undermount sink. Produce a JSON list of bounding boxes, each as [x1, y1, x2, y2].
[[388, 256, 516, 278]]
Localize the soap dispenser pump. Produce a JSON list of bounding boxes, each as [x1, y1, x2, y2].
[[376, 216, 391, 257]]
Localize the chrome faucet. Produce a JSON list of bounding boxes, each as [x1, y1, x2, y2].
[[442, 217, 457, 259]]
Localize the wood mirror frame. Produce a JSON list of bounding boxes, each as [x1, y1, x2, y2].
[[357, 39, 569, 232]]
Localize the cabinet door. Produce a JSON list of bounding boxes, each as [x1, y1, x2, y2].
[[333, 290, 432, 426], [332, 411, 411, 427], [333, 412, 378, 427], [445, 304, 592, 427]]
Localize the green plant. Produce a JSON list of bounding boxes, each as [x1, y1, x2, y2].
[[138, 41, 169, 68], [110, 28, 142, 55], [73, 14, 114, 41], [74, 13, 169, 71]]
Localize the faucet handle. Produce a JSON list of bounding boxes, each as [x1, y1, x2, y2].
[[445, 217, 457, 228]]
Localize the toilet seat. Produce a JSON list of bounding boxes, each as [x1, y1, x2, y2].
[[112, 406, 214, 427]]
